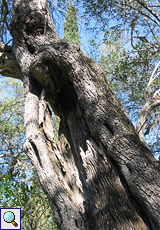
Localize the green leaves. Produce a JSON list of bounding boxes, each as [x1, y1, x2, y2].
[[0, 173, 29, 207]]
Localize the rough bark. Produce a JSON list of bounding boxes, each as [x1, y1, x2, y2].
[[8, 0, 160, 229], [0, 42, 20, 79]]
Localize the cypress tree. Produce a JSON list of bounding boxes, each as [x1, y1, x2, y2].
[[63, 1, 80, 47]]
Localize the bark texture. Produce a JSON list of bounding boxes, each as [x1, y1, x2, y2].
[[9, 1, 160, 230], [0, 42, 20, 79]]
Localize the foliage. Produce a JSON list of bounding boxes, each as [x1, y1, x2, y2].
[[78, 0, 160, 49], [63, 1, 80, 47], [0, 78, 26, 180], [0, 172, 58, 229]]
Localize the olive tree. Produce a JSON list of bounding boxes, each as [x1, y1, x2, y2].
[[0, 0, 160, 229]]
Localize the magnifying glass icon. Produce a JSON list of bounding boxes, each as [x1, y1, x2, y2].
[[3, 211, 18, 227]]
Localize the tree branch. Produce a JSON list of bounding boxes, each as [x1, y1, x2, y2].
[[126, 3, 160, 27], [0, 42, 21, 79], [133, 26, 158, 48], [135, 0, 160, 24], [144, 60, 160, 102], [136, 96, 160, 143]]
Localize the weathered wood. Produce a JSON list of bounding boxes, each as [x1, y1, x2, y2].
[[9, 0, 160, 229]]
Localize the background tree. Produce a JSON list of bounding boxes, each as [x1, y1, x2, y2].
[[0, 0, 160, 229], [63, 1, 80, 47]]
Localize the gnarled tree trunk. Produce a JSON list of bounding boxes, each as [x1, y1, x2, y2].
[[8, 0, 160, 229]]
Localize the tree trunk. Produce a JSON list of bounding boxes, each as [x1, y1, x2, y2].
[[10, 1, 160, 229]]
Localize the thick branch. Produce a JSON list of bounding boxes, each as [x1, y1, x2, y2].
[[0, 43, 21, 79]]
